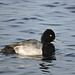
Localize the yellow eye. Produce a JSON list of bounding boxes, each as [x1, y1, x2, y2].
[[50, 35, 52, 37]]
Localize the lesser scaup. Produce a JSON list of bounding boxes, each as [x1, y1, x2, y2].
[[0, 29, 56, 58]]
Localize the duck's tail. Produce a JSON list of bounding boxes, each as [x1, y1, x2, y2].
[[0, 46, 16, 54]]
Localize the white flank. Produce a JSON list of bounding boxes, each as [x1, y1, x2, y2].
[[14, 45, 42, 56]]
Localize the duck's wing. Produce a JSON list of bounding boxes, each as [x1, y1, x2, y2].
[[18, 39, 42, 49]]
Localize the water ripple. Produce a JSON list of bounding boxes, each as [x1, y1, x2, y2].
[[8, 25, 20, 28], [0, 2, 8, 5], [67, 45, 75, 47], [71, 35, 75, 37], [22, 17, 44, 21], [16, 38, 25, 41], [53, 2, 60, 4], [71, 11, 75, 13], [20, 30, 35, 34], [20, 29, 40, 34], [65, 6, 75, 9], [65, 53, 75, 57], [16, 22, 24, 24], [2, 19, 16, 22], [30, 17, 44, 21], [0, 34, 11, 36], [40, 23, 62, 26], [42, 4, 56, 8], [22, 18, 29, 20], [0, 28, 4, 30], [0, 70, 17, 74], [65, 6, 75, 13]]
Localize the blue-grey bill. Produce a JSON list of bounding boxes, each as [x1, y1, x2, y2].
[[54, 38, 63, 43]]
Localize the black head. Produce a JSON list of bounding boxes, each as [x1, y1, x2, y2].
[[41, 29, 55, 44]]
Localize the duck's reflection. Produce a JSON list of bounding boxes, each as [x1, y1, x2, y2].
[[39, 63, 54, 73]]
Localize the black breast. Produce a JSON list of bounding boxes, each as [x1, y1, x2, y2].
[[42, 43, 56, 60]]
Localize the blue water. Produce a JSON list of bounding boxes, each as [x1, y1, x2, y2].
[[0, 0, 75, 75]]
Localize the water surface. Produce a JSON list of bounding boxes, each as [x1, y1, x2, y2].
[[0, 0, 75, 75]]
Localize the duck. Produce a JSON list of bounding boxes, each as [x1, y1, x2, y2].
[[0, 29, 56, 58]]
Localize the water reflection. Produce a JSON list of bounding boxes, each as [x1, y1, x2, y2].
[[40, 64, 49, 73], [39, 61, 54, 74]]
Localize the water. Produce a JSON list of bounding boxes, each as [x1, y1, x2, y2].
[[0, 0, 75, 75]]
